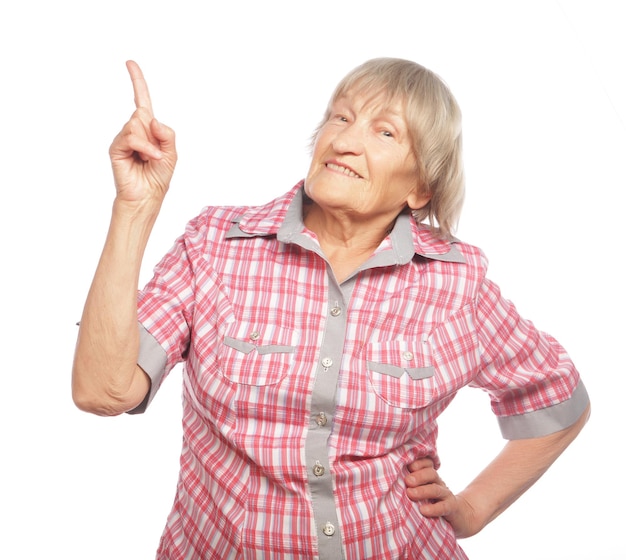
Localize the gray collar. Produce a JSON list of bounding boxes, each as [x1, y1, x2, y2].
[[225, 186, 466, 267]]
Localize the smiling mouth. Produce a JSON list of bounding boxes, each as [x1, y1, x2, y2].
[[326, 162, 362, 179]]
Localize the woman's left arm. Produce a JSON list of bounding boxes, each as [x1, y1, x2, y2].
[[405, 403, 590, 538]]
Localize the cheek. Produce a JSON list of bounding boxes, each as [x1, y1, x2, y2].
[[305, 152, 323, 186], [389, 155, 419, 187], [312, 126, 333, 153], [304, 160, 316, 185], [306, 136, 329, 176]]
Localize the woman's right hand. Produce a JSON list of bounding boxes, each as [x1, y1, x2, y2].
[[109, 60, 177, 209]]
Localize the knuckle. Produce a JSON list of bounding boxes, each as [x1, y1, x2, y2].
[[127, 116, 145, 135]]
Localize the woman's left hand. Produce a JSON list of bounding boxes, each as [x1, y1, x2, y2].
[[404, 458, 479, 538]]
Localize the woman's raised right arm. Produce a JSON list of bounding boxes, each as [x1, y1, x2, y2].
[[72, 61, 177, 416]]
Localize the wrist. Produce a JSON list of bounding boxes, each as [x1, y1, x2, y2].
[[112, 195, 162, 221], [106, 198, 161, 261], [453, 488, 492, 538]]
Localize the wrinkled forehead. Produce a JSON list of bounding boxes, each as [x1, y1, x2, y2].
[[331, 75, 407, 112], [327, 79, 409, 126]]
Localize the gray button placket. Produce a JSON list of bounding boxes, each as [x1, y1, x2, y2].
[[306, 276, 355, 559]]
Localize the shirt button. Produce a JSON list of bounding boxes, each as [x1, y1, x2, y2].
[[249, 331, 260, 341], [321, 357, 333, 369], [322, 522, 336, 536], [330, 306, 341, 317], [315, 412, 328, 426], [402, 351, 414, 361], [313, 461, 325, 477]]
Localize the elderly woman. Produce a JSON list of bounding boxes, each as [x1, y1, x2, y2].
[[72, 58, 590, 559]]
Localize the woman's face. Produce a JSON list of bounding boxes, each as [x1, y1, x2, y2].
[[305, 91, 430, 225]]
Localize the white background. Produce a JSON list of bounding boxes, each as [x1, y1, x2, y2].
[[1, 1, 624, 558]]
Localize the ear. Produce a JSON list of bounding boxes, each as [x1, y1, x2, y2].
[[406, 187, 431, 211]]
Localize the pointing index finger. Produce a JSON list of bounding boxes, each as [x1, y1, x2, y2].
[[126, 60, 154, 116]]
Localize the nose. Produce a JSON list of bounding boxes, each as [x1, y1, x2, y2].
[[331, 122, 364, 155]]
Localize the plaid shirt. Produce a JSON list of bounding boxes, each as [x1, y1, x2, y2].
[[135, 183, 588, 559]]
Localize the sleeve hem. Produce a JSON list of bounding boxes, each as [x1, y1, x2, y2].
[[497, 381, 590, 439], [126, 323, 168, 415]]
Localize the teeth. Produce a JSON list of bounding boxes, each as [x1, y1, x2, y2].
[[327, 162, 360, 178]]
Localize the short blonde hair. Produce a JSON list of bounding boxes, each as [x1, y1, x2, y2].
[[312, 58, 464, 239]]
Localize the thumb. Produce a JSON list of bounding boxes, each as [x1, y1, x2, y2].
[[150, 118, 176, 153]]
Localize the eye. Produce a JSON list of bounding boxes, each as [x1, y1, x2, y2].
[[381, 130, 394, 138]]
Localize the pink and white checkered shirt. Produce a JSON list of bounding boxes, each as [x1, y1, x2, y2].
[[134, 182, 588, 559]]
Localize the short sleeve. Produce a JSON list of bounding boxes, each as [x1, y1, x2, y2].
[[472, 277, 589, 439], [131, 216, 203, 412]]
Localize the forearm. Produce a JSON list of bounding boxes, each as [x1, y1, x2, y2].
[[72, 199, 159, 416], [406, 403, 590, 537], [455, 403, 591, 537]]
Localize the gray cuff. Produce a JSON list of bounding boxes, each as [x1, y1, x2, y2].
[[127, 323, 168, 415], [498, 380, 590, 439]]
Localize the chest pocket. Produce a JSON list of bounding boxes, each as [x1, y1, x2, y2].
[[218, 321, 299, 386], [366, 337, 435, 409]]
